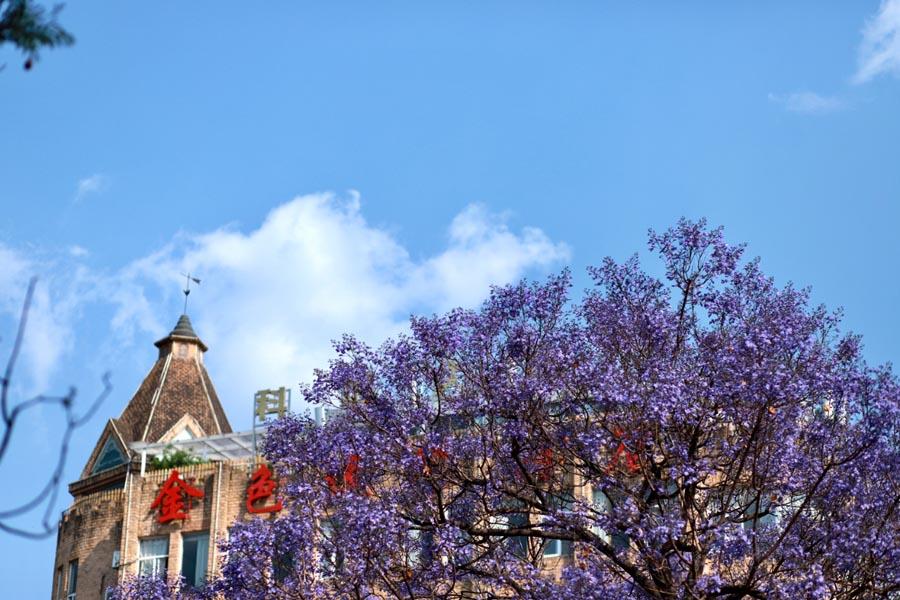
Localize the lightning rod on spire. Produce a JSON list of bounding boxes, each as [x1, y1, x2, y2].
[[181, 272, 201, 315]]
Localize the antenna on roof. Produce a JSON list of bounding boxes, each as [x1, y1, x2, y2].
[[181, 272, 201, 315]]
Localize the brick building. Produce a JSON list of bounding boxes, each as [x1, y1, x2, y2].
[[51, 315, 283, 600]]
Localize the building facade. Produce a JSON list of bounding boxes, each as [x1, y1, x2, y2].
[[52, 315, 590, 600], [51, 315, 283, 600]]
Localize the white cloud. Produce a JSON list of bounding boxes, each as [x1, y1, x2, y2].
[[74, 174, 110, 203], [69, 245, 89, 258], [106, 195, 570, 420], [0, 246, 29, 295], [0, 245, 82, 393], [1, 195, 569, 421], [413, 204, 569, 311], [767, 92, 845, 115], [854, 0, 900, 84]]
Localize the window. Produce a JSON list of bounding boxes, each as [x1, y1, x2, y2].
[[273, 549, 294, 583], [777, 494, 808, 523], [91, 437, 126, 474], [542, 537, 563, 557], [506, 511, 529, 558], [138, 537, 169, 577], [269, 527, 298, 583], [591, 489, 613, 545], [743, 495, 776, 530], [486, 506, 529, 558], [55, 566, 63, 600], [222, 526, 235, 560], [172, 427, 196, 442], [541, 509, 565, 558], [542, 487, 574, 558], [405, 528, 434, 567], [593, 488, 629, 550], [318, 519, 343, 577], [66, 560, 78, 600], [732, 489, 794, 531], [181, 532, 209, 588]]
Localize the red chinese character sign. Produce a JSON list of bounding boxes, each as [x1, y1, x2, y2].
[[324, 453, 360, 495], [608, 427, 642, 474], [151, 469, 205, 524], [246, 464, 283, 514]]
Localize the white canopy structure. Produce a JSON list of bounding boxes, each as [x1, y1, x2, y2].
[[130, 429, 263, 475]]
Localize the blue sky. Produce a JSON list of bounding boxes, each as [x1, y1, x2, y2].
[[2, 1, 900, 596]]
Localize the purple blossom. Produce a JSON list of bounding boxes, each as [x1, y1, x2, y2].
[[116, 219, 900, 599]]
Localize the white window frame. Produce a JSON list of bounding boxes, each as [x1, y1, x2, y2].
[[539, 510, 562, 558], [542, 536, 563, 557], [542, 486, 575, 558], [138, 537, 169, 578], [66, 559, 78, 600]]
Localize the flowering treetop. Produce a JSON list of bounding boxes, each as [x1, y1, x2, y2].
[[117, 219, 900, 600]]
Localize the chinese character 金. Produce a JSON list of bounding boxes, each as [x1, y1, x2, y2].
[[254, 388, 287, 423], [246, 464, 284, 514], [151, 469, 204, 523]]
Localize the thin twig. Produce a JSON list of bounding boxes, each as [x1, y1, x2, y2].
[[0, 278, 111, 538]]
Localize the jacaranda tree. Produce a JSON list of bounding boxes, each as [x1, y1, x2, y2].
[[116, 219, 900, 599]]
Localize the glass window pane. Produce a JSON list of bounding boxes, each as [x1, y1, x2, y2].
[[140, 537, 168, 557], [181, 532, 209, 587], [182, 538, 198, 585], [172, 427, 196, 441], [139, 537, 169, 578], [67, 560, 78, 596], [92, 437, 126, 474], [542, 486, 574, 557], [405, 528, 433, 567], [318, 520, 342, 577], [592, 489, 613, 544], [543, 538, 561, 556], [508, 511, 528, 557]]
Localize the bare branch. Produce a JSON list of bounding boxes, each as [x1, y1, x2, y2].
[[0, 278, 110, 538]]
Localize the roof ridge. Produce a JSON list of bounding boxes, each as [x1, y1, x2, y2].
[[141, 352, 173, 442], [194, 356, 223, 434]]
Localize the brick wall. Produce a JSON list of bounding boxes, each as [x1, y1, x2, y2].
[[54, 460, 601, 599], [53, 489, 124, 600], [53, 460, 283, 600]]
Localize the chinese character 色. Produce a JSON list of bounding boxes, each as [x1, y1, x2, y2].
[[246, 463, 283, 514]]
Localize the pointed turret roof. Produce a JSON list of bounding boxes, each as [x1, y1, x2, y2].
[[114, 315, 230, 445], [155, 313, 208, 351], [171, 313, 197, 337], [72, 314, 233, 496]]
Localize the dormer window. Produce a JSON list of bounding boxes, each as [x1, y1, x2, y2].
[[91, 437, 126, 475], [172, 427, 197, 442]]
